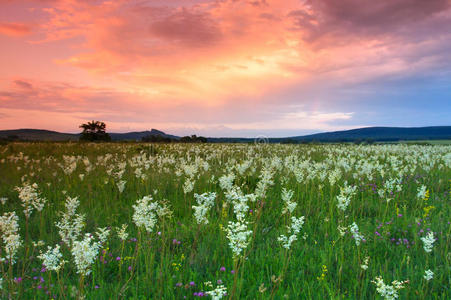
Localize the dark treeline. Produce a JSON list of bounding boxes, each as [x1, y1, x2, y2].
[[141, 134, 207, 143]]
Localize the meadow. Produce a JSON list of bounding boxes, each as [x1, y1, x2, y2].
[[0, 142, 450, 299]]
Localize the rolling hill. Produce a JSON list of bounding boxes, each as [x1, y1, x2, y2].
[[1, 126, 450, 143]]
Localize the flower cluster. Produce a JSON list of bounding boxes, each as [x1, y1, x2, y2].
[[225, 220, 252, 258], [116, 224, 129, 241], [420, 231, 435, 253], [192, 192, 216, 225], [15, 182, 46, 218], [132, 195, 159, 233], [423, 269, 433, 281], [205, 284, 227, 299], [55, 196, 85, 246], [336, 182, 357, 211], [38, 244, 65, 272], [96, 227, 111, 245], [0, 212, 22, 264], [71, 233, 101, 276], [349, 222, 365, 246], [132, 195, 171, 233], [360, 256, 370, 270], [278, 216, 305, 250], [417, 185, 427, 200], [371, 276, 408, 300], [281, 188, 297, 215]]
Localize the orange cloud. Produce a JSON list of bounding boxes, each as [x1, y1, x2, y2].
[[0, 22, 32, 36]]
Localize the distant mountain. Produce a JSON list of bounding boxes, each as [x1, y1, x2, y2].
[[207, 126, 451, 143], [109, 129, 179, 141], [287, 126, 451, 142], [0, 128, 179, 141], [0, 129, 78, 141], [1, 126, 450, 143]]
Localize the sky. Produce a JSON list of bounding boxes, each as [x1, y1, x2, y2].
[[0, 0, 450, 137]]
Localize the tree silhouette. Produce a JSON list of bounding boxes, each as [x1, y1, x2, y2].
[[79, 120, 111, 141]]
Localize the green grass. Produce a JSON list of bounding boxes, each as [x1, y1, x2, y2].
[[0, 142, 450, 299]]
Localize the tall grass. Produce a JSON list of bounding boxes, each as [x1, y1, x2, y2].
[[0, 142, 450, 299]]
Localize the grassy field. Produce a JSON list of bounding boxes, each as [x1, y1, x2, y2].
[[0, 142, 450, 299]]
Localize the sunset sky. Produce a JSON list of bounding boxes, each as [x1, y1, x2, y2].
[[0, 0, 450, 137]]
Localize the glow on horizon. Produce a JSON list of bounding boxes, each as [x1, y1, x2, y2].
[[1, 0, 450, 137]]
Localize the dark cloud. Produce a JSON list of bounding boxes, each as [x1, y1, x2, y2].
[[289, 0, 451, 42], [13, 80, 33, 90], [149, 8, 221, 46]]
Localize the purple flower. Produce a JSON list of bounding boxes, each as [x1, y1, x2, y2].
[[220, 266, 226, 272], [37, 285, 42, 289], [375, 231, 381, 236], [128, 266, 132, 271], [176, 282, 183, 287], [189, 281, 195, 286], [95, 285, 99, 289], [231, 270, 236, 274], [157, 231, 161, 236], [116, 256, 121, 261], [130, 238, 137, 242], [217, 279, 223, 284]]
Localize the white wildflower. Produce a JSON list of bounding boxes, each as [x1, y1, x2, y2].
[[32, 240, 45, 247], [206, 284, 228, 299], [0, 197, 7, 205], [55, 196, 85, 246], [349, 222, 364, 246], [420, 231, 435, 253], [417, 185, 427, 199], [219, 173, 235, 191], [183, 178, 195, 194], [116, 224, 129, 241], [281, 188, 297, 215], [372, 276, 408, 300], [71, 233, 100, 276], [361, 256, 370, 270], [0, 212, 22, 264], [15, 182, 46, 218], [336, 182, 357, 211], [337, 225, 347, 236], [156, 199, 172, 218], [255, 167, 274, 199], [225, 220, 252, 258], [423, 269, 433, 281], [278, 216, 305, 250], [117, 180, 126, 193], [96, 227, 111, 245], [38, 244, 65, 272], [192, 192, 216, 225], [132, 195, 159, 233]]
